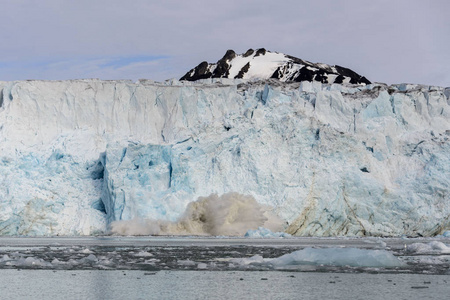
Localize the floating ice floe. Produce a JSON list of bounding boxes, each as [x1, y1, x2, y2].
[[225, 248, 405, 269], [134, 251, 153, 257], [268, 248, 405, 268], [229, 255, 266, 266], [406, 241, 450, 254], [177, 259, 196, 266]]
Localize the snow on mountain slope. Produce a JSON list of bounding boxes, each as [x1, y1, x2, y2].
[[0, 79, 448, 236], [180, 48, 371, 85]]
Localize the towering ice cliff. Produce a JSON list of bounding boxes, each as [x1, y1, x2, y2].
[[0, 78, 448, 236]]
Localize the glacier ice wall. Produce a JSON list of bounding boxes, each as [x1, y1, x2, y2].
[[0, 79, 449, 236]]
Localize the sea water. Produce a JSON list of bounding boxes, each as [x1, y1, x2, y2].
[[0, 270, 449, 300]]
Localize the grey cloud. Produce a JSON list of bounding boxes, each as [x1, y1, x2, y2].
[[0, 0, 448, 86]]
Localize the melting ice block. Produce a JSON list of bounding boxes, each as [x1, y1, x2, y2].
[[270, 248, 404, 268]]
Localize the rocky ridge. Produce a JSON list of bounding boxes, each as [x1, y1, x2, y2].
[[180, 48, 371, 85]]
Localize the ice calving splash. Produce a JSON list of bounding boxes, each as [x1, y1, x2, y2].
[[110, 192, 285, 236]]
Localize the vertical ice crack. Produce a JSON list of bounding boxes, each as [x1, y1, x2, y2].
[[168, 161, 173, 188], [119, 188, 126, 220], [341, 185, 367, 235], [389, 95, 396, 114], [286, 172, 318, 236], [128, 85, 139, 134], [118, 148, 127, 166]]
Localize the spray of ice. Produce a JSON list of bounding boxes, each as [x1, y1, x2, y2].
[[110, 192, 285, 236]]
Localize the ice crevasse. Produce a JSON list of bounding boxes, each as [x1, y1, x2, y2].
[[0, 79, 448, 236]]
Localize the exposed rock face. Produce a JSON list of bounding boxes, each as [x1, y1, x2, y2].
[[181, 48, 371, 85]]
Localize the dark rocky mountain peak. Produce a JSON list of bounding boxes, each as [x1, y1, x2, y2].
[[180, 48, 371, 85]]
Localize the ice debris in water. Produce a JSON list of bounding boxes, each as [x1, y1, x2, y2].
[[224, 248, 404, 269], [229, 255, 266, 266], [0, 254, 10, 263], [83, 254, 98, 263], [12, 257, 52, 268], [135, 251, 153, 257], [269, 248, 404, 268], [244, 227, 291, 238], [197, 263, 208, 269], [177, 259, 196, 266], [406, 241, 450, 254]]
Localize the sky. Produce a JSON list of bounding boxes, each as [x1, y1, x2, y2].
[[0, 0, 449, 86]]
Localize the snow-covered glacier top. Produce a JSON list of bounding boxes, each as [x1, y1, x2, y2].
[[0, 78, 448, 236]]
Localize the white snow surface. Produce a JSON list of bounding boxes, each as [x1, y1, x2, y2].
[[227, 52, 290, 80], [0, 79, 449, 236], [204, 50, 356, 83]]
